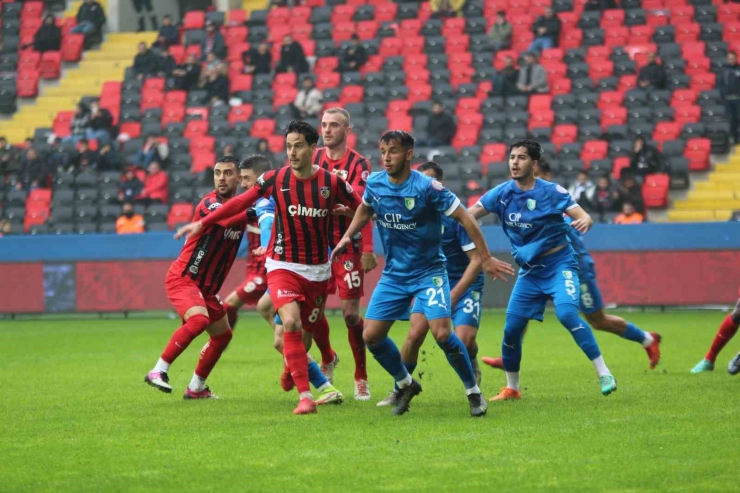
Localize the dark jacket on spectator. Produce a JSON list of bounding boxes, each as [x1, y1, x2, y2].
[[133, 49, 159, 78], [428, 112, 457, 145], [158, 25, 179, 46], [630, 144, 664, 177], [637, 61, 667, 90], [593, 182, 618, 214], [205, 74, 230, 103], [0, 143, 21, 176], [276, 41, 309, 74], [719, 62, 740, 99], [20, 155, 50, 188], [77, 1, 106, 31], [157, 55, 177, 77], [615, 180, 645, 214], [242, 48, 272, 74], [201, 32, 227, 60], [339, 44, 367, 72], [98, 146, 122, 171], [174, 62, 201, 91], [88, 108, 113, 132], [532, 15, 561, 43], [33, 23, 62, 53], [119, 177, 143, 201], [70, 149, 99, 172]]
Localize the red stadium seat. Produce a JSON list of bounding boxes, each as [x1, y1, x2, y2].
[[528, 110, 555, 130], [540, 48, 564, 64], [140, 91, 164, 111], [675, 23, 700, 43], [670, 5, 695, 24], [690, 72, 716, 92], [61, 34, 84, 62], [340, 85, 364, 104], [39, 51, 61, 79], [225, 26, 248, 47], [333, 22, 356, 42], [452, 126, 480, 151], [388, 115, 413, 131], [186, 107, 209, 120], [445, 35, 470, 54], [586, 45, 611, 62], [251, 118, 277, 138], [675, 105, 701, 125], [400, 19, 422, 37], [169, 45, 186, 64], [602, 107, 627, 130], [480, 143, 508, 164], [601, 9, 625, 28], [671, 89, 697, 108], [612, 157, 630, 179], [406, 70, 430, 84], [551, 78, 571, 95], [681, 41, 705, 59], [16, 72, 39, 98], [229, 74, 253, 93], [227, 9, 247, 26], [274, 72, 297, 89], [560, 29, 582, 49], [357, 21, 379, 40], [581, 140, 608, 166], [52, 111, 74, 137], [684, 138, 711, 171], [22, 1, 44, 18], [375, 3, 398, 22], [551, 124, 578, 149], [443, 18, 466, 36], [379, 37, 402, 57], [642, 174, 670, 208], [529, 94, 552, 112], [605, 27, 629, 47], [618, 75, 637, 93], [183, 11, 205, 30], [228, 104, 253, 125], [119, 122, 141, 139], [387, 100, 413, 116], [24, 208, 49, 232], [184, 120, 209, 139], [20, 18, 42, 38], [28, 188, 51, 206], [164, 90, 187, 105], [653, 122, 681, 144], [190, 136, 215, 153], [331, 5, 356, 23], [18, 50, 40, 72], [273, 87, 298, 109], [456, 97, 481, 115], [408, 84, 432, 103], [168, 203, 195, 229], [191, 151, 217, 174], [401, 36, 425, 54], [589, 60, 614, 81], [161, 104, 185, 126], [268, 135, 285, 153], [315, 57, 339, 73], [316, 72, 340, 90], [598, 91, 624, 109]]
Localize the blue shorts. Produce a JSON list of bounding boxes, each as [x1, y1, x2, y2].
[[411, 284, 482, 329], [507, 247, 580, 322], [578, 258, 604, 315], [366, 274, 452, 322]]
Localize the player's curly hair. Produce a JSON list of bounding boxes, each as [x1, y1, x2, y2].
[[380, 130, 415, 150], [418, 161, 443, 180], [509, 140, 542, 161], [239, 155, 273, 175], [286, 121, 319, 146]]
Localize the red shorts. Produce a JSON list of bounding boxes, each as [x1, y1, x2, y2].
[[165, 272, 225, 322], [267, 269, 329, 330], [328, 252, 364, 300], [235, 272, 268, 306]]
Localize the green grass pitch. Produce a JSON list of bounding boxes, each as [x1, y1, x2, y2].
[[1, 310, 738, 493]]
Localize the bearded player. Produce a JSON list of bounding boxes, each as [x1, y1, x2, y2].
[[145, 156, 244, 399], [176, 122, 361, 414], [313, 107, 376, 400]]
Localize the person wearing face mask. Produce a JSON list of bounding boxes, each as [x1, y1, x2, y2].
[[116, 201, 145, 234]]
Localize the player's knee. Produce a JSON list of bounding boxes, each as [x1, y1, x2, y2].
[[555, 303, 582, 328], [503, 314, 528, 339], [282, 316, 302, 333], [457, 330, 476, 351], [343, 312, 361, 327]]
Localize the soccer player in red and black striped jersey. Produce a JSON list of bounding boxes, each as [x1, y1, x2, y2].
[[145, 156, 245, 400], [176, 122, 361, 414], [313, 107, 376, 401]]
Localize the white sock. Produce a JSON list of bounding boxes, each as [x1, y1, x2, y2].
[[465, 385, 481, 396], [592, 355, 611, 377], [397, 374, 413, 388], [188, 373, 206, 392], [153, 358, 170, 373], [299, 391, 314, 401], [641, 332, 655, 348], [505, 371, 520, 391], [317, 382, 331, 392]]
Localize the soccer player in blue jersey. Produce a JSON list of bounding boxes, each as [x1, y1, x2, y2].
[[376, 161, 487, 407], [469, 140, 618, 401], [332, 131, 515, 417], [482, 161, 662, 371]]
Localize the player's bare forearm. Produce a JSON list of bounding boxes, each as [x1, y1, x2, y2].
[[451, 206, 493, 262], [342, 203, 373, 241], [201, 187, 260, 228], [450, 250, 482, 305], [469, 203, 488, 220], [566, 206, 593, 233]]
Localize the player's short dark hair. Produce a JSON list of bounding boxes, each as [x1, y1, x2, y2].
[[536, 159, 551, 175], [418, 161, 443, 180], [215, 155, 240, 168], [286, 120, 319, 146], [380, 130, 415, 150], [509, 140, 541, 161], [239, 154, 273, 175]]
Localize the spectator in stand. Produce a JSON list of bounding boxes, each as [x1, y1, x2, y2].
[[584, 0, 617, 10], [615, 175, 645, 214], [593, 175, 618, 215], [17, 148, 50, 191], [613, 202, 645, 225], [276, 35, 308, 74], [204, 52, 222, 72], [529, 7, 561, 52], [200, 21, 226, 61], [719, 51, 740, 144], [116, 201, 145, 234], [172, 53, 201, 91], [63, 103, 90, 144], [68, 139, 99, 174], [136, 136, 168, 167], [156, 46, 176, 77], [158, 15, 178, 47], [119, 167, 143, 202], [339, 34, 367, 73], [256, 138, 279, 165], [0, 136, 21, 183], [131, 0, 157, 32], [492, 55, 519, 97], [517, 52, 549, 95], [27, 15, 62, 53], [243, 41, 272, 75], [488, 11, 512, 52], [421, 101, 456, 147], [98, 143, 122, 171], [71, 0, 107, 41], [85, 99, 113, 145], [133, 42, 159, 80], [430, 0, 465, 18], [0, 219, 10, 237], [199, 65, 230, 106], [630, 136, 664, 181], [292, 76, 323, 118], [637, 52, 667, 90], [568, 170, 596, 211], [137, 160, 169, 204]]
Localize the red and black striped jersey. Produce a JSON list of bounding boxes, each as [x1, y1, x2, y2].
[[313, 147, 374, 254], [244, 207, 266, 276], [170, 190, 248, 296]]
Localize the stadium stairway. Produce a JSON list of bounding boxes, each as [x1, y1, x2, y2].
[[0, 28, 155, 145], [242, 0, 268, 13], [669, 145, 740, 222]]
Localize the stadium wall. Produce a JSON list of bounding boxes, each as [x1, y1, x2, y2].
[[1, 222, 739, 314]]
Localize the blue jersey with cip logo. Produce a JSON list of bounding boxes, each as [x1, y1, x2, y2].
[[363, 170, 461, 283], [477, 179, 578, 267], [441, 214, 484, 291]]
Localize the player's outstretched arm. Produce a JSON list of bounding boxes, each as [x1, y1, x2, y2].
[[330, 202, 374, 261], [566, 205, 593, 234], [174, 187, 261, 240], [450, 249, 482, 308], [468, 202, 490, 220], [450, 205, 515, 282]]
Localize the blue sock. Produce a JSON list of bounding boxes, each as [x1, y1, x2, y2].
[[502, 313, 529, 372], [307, 361, 328, 389], [556, 304, 602, 360], [394, 361, 418, 391], [437, 332, 477, 390], [368, 337, 409, 382], [622, 322, 648, 344]]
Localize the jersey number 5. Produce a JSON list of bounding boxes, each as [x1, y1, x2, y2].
[[564, 279, 576, 298], [343, 271, 361, 289]]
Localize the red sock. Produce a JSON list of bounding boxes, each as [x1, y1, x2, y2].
[[347, 317, 367, 380], [310, 316, 335, 365], [224, 303, 239, 330], [284, 331, 310, 394], [195, 329, 233, 379], [160, 314, 209, 364], [706, 314, 740, 362]]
